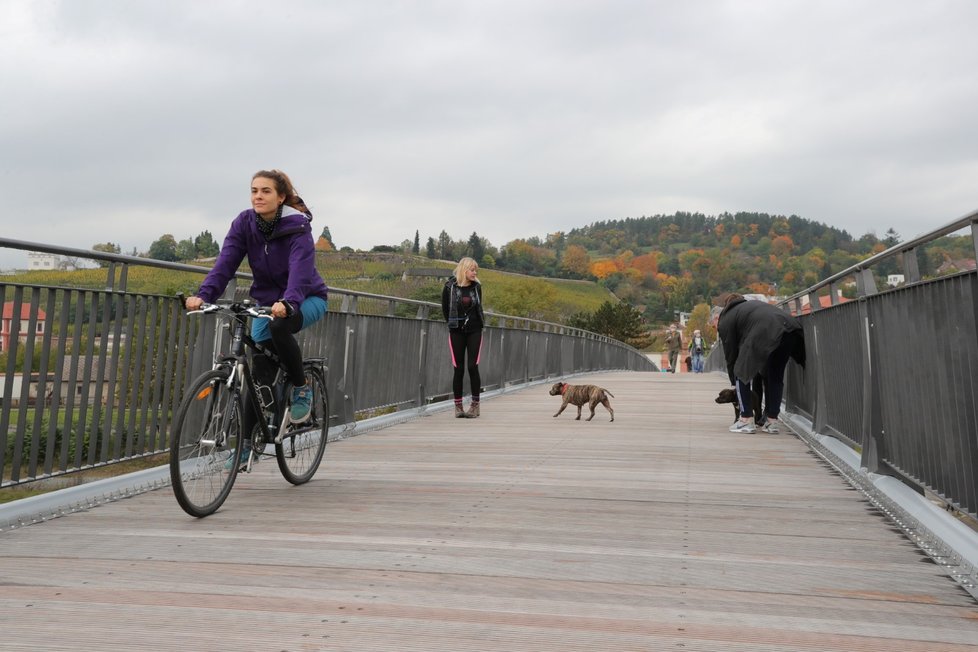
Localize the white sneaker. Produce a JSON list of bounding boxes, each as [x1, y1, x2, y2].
[[728, 420, 756, 434], [759, 420, 780, 434]]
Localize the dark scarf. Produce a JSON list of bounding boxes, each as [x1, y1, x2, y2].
[[255, 205, 284, 238]]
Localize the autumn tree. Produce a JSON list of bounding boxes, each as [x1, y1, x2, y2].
[[590, 259, 619, 280], [315, 226, 335, 252], [500, 239, 555, 274], [684, 303, 716, 345], [771, 235, 794, 257], [630, 252, 658, 275], [559, 244, 591, 277]]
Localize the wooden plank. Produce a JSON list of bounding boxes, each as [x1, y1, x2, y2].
[[1, 371, 977, 651]]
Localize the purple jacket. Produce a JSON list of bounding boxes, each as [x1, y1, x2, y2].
[[196, 206, 329, 308]]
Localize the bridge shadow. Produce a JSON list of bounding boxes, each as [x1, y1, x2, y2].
[[2, 371, 977, 650]]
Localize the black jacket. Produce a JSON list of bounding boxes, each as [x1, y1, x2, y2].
[[442, 278, 484, 332], [718, 298, 805, 384]]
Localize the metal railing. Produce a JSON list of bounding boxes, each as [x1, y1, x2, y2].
[[0, 238, 655, 488], [709, 208, 978, 518]]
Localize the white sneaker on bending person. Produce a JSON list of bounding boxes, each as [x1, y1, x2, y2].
[[728, 419, 756, 434]]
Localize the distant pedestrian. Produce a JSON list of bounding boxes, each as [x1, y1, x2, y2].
[[716, 293, 805, 434], [442, 257, 485, 418], [665, 323, 682, 373], [689, 329, 707, 373]]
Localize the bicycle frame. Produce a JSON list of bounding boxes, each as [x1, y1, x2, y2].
[[223, 307, 283, 448], [201, 302, 327, 447]]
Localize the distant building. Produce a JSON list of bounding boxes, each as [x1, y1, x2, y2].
[[887, 274, 905, 287], [27, 252, 60, 270], [0, 356, 110, 407], [796, 291, 850, 315], [936, 259, 977, 275], [1, 302, 47, 352]]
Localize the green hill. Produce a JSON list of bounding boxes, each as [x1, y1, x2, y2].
[[4, 252, 616, 326]]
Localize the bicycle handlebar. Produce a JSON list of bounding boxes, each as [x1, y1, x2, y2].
[[185, 301, 274, 320]]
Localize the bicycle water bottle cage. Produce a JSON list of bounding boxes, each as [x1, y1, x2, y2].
[[255, 383, 275, 410]]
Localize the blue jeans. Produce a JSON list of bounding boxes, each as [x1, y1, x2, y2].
[[250, 296, 328, 386], [251, 296, 328, 343], [692, 352, 704, 373]]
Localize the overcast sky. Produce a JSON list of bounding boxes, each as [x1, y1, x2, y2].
[[2, 0, 976, 269]]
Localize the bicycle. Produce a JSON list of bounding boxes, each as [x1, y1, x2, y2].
[[169, 300, 330, 517]]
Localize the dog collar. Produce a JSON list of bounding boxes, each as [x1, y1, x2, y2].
[[560, 384, 568, 395]]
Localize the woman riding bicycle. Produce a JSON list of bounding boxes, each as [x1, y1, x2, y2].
[[185, 169, 329, 426]]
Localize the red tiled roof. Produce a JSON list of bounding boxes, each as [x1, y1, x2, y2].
[[2, 302, 47, 320], [797, 294, 850, 315]]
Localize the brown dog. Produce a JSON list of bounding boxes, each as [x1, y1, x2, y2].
[[715, 376, 763, 422], [550, 382, 615, 422]]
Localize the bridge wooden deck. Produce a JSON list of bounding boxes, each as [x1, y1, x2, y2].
[[2, 371, 977, 651]]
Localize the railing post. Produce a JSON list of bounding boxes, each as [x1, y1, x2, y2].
[[902, 247, 920, 284], [857, 297, 885, 473], [810, 322, 828, 435], [855, 268, 878, 297], [417, 322, 429, 409], [340, 320, 357, 425]]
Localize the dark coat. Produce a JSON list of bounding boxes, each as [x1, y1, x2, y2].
[[441, 278, 484, 331], [718, 298, 805, 384]]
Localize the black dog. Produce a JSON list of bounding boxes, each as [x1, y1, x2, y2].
[[715, 375, 763, 422]]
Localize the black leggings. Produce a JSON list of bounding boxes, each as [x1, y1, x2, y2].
[[264, 310, 306, 387], [449, 329, 482, 400], [243, 311, 305, 442]]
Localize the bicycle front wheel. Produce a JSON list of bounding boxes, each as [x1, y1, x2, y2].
[[276, 365, 329, 484], [169, 368, 243, 517]]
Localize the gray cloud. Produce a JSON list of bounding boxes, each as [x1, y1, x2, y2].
[[2, 0, 976, 269]]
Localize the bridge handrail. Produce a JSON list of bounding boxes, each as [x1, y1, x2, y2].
[[779, 207, 978, 313], [0, 237, 654, 489], [714, 207, 978, 521]]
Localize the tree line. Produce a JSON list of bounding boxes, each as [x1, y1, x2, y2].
[[121, 212, 971, 330]]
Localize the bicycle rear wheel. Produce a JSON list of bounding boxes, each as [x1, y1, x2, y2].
[[169, 368, 243, 517], [276, 364, 329, 484]]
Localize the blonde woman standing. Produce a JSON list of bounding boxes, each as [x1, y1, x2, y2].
[[441, 257, 485, 418]]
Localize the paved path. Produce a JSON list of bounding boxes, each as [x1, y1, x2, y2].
[[2, 371, 977, 651]]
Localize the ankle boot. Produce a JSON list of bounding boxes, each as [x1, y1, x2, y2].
[[465, 402, 480, 418], [455, 403, 466, 418]]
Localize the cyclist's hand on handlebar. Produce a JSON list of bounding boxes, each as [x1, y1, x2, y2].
[[185, 296, 204, 311], [271, 301, 289, 319]]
